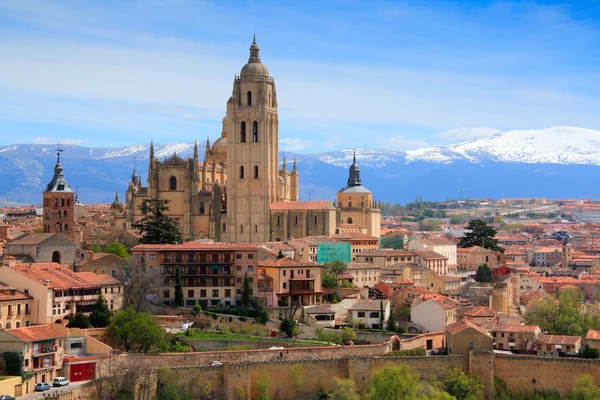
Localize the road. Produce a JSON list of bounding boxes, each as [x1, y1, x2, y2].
[[18, 381, 90, 399]]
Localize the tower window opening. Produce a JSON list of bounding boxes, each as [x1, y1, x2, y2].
[[64, 224, 68, 231], [255, 225, 258, 233], [54, 199, 58, 206], [277, 215, 280, 226], [64, 210, 67, 218], [348, 217, 353, 224], [241, 121, 247, 143], [200, 202, 205, 214], [67, 199, 70, 206], [240, 166, 245, 179], [254, 165, 259, 179], [61, 199, 64, 206], [240, 224, 244, 233], [170, 176, 177, 190], [348, 201, 353, 208], [295, 215, 298, 225], [314, 215, 317, 225], [252, 121, 258, 142], [247, 91, 252, 106]]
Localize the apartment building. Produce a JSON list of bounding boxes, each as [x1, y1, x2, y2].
[[0, 283, 33, 329], [257, 258, 323, 307]]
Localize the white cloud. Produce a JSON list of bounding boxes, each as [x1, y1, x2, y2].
[[34, 136, 84, 145], [435, 127, 502, 142], [378, 136, 430, 151], [280, 137, 314, 152]]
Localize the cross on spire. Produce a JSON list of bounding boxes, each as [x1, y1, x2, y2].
[[57, 142, 63, 162]]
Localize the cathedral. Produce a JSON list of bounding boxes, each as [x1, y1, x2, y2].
[[119, 36, 380, 244]]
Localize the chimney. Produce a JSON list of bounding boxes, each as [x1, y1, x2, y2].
[[44, 279, 50, 286], [87, 250, 94, 260]]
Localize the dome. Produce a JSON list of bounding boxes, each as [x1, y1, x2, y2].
[[111, 199, 123, 210], [240, 62, 269, 80], [211, 136, 228, 155]]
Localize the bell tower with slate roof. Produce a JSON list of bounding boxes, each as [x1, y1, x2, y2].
[[43, 145, 76, 242]]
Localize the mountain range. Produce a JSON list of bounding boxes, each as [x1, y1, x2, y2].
[[1, 126, 600, 207]]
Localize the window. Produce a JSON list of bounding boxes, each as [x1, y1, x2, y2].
[[347, 217, 353, 224], [225, 289, 231, 297], [348, 202, 352, 208], [357, 312, 365, 318], [169, 176, 177, 190], [188, 290, 194, 297], [283, 270, 287, 276], [248, 266, 254, 272], [283, 282, 287, 289], [163, 290, 170, 298], [254, 165, 259, 179], [248, 254, 254, 259], [64, 224, 68, 231], [255, 225, 258, 233], [295, 215, 298, 225], [200, 202, 205, 214], [236, 265, 242, 271], [240, 224, 244, 233], [200, 289, 207, 297], [252, 121, 258, 142], [369, 312, 380, 318], [247, 91, 252, 106], [239, 166, 245, 179], [222, 223, 226, 232], [212, 289, 219, 297], [314, 215, 317, 225], [277, 215, 280, 226], [240, 121, 247, 142]]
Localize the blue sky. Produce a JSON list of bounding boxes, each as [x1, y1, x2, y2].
[[1, 0, 600, 152]]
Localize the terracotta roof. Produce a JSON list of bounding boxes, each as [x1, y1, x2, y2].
[[446, 318, 491, 337], [412, 250, 448, 260], [7, 233, 57, 245], [463, 306, 496, 318], [541, 335, 581, 346], [348, 262, 380, 270], [359, 249, 414, 257], [269, 201, 335, 211], [7, 263, 120, 289], [259, 257, 319, 268], [492, 324, 541, 333], [332, 232, 379, 241], [132, 243, 258, 251], [0, 282, 33, 301], [305, 306, 335, 314], [4, 324, 65, 342], [586, 330, 600, 340]]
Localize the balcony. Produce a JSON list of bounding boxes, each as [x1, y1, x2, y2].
[[33, 345, 57, 356]]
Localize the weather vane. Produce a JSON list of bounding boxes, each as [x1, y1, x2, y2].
[[57, 142, 63, 161]]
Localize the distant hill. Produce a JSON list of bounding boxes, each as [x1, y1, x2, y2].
[[2, 126, 600, 206]]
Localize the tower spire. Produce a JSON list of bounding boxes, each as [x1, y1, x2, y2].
[[115, 188, 119, 202], [347, 148, 362, 187], [149, 141, 154, 160], [193, 141, 198, 161], [292, 158, 297, 173], [282, 156, 287, 171]]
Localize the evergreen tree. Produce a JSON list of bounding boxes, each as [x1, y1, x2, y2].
[[475, 264, 493, 283], [67, 312, 90, 329], [89, 294, 112, 327], [458, 219, 504, 253], [134, 198, 182, 244], [174, 265, 184, 307], [386, 310, 396, 332], [105, 241, 130, 259], [276, 250, 285, 259], [379, 300, 385, 329], [241, 272, 252, 307]]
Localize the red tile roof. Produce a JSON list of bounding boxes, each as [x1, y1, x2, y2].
[[332, 232, 379, 241], [132, 242, 258, 251], [463, 306, 496, 318], [586, 329, 600, 340], [0, 283, 33, 301], [541, 335, 581, 346], [259, 257, 319, 268], [8, 263, 120, 289], [492, 324, 541, 333], [446, 318, 491, 336], [4, 324, 65, 342]]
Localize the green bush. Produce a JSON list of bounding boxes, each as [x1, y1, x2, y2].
[[385, 348, 426, 357]]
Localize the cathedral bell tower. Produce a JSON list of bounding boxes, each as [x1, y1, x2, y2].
[[43, 145, 76, 242], [226, 35, 279, 244]]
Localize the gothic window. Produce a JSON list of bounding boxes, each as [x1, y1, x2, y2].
[[295, 215, 298, 225], [200, 202, 205, 214], [61, 199, 65, 206], [277, 215, 280, 226], [240, 225, 244, 233], [222, 223, 226, 232], [252, 121, 258, 142], [348, 217, 353, 224], [254, 165, 259, 179], [247, 91, 252, 106], [240, 166, 245, 179], [314, 215, 318, 225], [55, 223, 62, 232], [255, 225, 258, 233], [64, 210, 68, 218], [170, 176, 177, 190], [64, 224, 68, 231], [57, 210, 61, 218], [361, 201, 364, 207], [241, 121, 247, 143], [54, 199, 58, 206]]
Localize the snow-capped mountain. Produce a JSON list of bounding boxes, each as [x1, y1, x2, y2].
[[2, 126, 600, 206]]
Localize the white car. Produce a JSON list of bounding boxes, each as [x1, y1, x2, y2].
[[52, 377, 69, 387], [210, 361, 223, 366]]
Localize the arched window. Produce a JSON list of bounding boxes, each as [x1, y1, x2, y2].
[[64, 224, 68, 231], [252, 121, 258, 142], [61, 199, 64, 206], [314, 215, 318, 225], [295, 215, 298, 225], [56, 223, 62, 232], [64, 210, 67, 218], [200, 202, 205, 214], [254, 165, 259, 179], [240, 166, 245, 179], [255, 225, 258, 233], [141, 202, 148, 214], [222, 223, 226, 232], [67, 199, 71, 206], [361, 201, 364, 207], [5, 322, 11, 329], [348, 201, 353, 208], [241, 121, 247, 143], [247, 91, 252, 106], [240, 225, 244, 233], [348, 217, 353, 224], [52, 251, 61, 263], [54, 198, 58, 206], [57, 210, 61, 218], [170, 176, 177, 190], [277, 215, 280, 226]]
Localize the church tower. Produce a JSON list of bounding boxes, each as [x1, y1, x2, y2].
[[43, 147, 76, 242], [226, 35, 279, 244]]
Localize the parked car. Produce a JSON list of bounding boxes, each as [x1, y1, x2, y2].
[[52, 377, 69, 387], [0, 395, 16, 400], [210, 360, 223, 366], [34, 382, 50, 392]]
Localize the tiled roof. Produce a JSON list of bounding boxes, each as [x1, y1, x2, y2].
[[349, 299, 389, 311], [586, 329, 600, 340], [541, 335, 581, 345], [259, 257, 319, 268], [8, 263, 120, 289], [446, 318, 491, 336], [348, 262, 380, 270], [418, 238, 455, 246], [412, 250, 448, 260], [332, 232, 379, 241], [492, 324, 541, 333], [360, 249, 414, 257], [132, 242, 258, 251], [7, 233, 56, 245], [5, 324, 65, 342], [269, 201, 335, 211], [0, 282, 33, 301], [463, 306, 496, 318], [305, 306, 335, 314]]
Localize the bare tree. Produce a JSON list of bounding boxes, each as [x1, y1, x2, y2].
[[114, 258, 167, 313], [92, 355, 156, 400]]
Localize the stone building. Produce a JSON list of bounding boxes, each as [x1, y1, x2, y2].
[[120, 36, 380, 244], [42, 150, 76, 242], [3, 233, 76, 265]]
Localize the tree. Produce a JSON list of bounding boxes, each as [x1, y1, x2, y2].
[[89, 244, 102, 253], [458, 219, 504, 253], [105, 241, 129, 259], [322, 271, 339, 288], [580, 345, 600, 359], [89, 294, 112, 328], [525, 287, 588, 336], [572, 374, 600, 399], [367, 362, 421, 400], [106, 306, 165, 352], [174, 265, 184, 307], [386, 310, 396, 332], [191, 304, 202, 317], [280, 318, 297, 337], [323, 260, 348, 281], [67, 312, 90, 329], [290, 364, 306, 397], [277, 250, 285, 259], [442, 367, 484, 400], [340, 327, 356, 343], [114, 258, 167, 313], [474, 264, 493, 283], [134, 198, 182, 244], [256, 372, 271, 400], [241, 271, 253, 307], [330, 378, 360, 400]]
